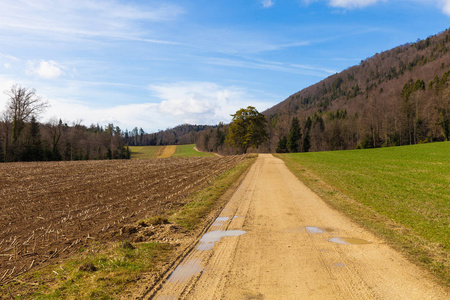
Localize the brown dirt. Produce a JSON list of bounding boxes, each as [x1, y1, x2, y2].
[[157, 145, 177, 158], [0, 156, 246, 287], [151, 154, 449, 299]]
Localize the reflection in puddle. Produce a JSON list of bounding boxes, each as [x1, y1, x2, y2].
[[334, 262, 346, 267], [329, 237, 371, 245], [197, 230, 247, 251], [168, 259, 203, 284], [215, 216, 229, 222], [306, 226, 324, 234]]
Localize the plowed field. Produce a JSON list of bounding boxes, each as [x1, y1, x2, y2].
[[0, 156, 245, 285]]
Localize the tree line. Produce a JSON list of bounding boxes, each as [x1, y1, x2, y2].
[[0, 84, 130, 163], [196, 29, 450, 154]]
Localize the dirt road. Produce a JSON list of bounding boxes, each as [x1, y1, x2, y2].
[[150, 154, 447, 299]]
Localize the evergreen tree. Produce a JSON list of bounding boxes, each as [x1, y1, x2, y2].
[[287, 117, 302, 153], [276, 136, 288, 153], [22, 116, 43, 161], [302, 117, 312, 152]]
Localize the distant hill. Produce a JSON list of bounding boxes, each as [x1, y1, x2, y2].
[[196, 28, 450, 154], [124, 124, 215, 146]]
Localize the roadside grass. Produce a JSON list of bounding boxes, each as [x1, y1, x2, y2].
[[276, 141, 449, 285], [17, 242, 173, 300], [172, 144, 215, 157], [2, 155, 256, 299], [129, 144, 214, 159], [171, 155, 256, 229]]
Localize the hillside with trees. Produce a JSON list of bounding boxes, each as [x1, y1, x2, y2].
[[197, 28, 450, 154], [123, 124, 212, 147]]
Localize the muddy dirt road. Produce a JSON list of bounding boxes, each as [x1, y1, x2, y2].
[[150, 154, 447, 299]]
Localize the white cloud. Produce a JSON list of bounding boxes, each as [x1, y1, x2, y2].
[[439, 0, 450, 15], [329, 0, 383, 9], [149, 82, 275, 126], [0, 75, 277, 132], [4, 63, 10, 69], [261, 0, 275, 8], [27, 60, 64, 79]]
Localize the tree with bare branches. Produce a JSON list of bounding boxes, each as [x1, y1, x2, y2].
[[4, 84, 49, 144], [3, 84, 49, 160]]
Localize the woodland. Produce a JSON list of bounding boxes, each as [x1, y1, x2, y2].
[[196, 28, 450, 154], [0, 85, 129, 162]]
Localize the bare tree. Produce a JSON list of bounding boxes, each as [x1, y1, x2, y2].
[[4, 84, 49, 143]]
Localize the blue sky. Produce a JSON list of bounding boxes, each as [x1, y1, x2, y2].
[[0, 0, 449, 132]]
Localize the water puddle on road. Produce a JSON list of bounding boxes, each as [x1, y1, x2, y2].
[[305, 226, 335, 234], [210, 216, 230, 229], [329, 237, 371, 245], [306, 226, 324, 234], [197, 230, 247, 251], [167, 259, 203, 284]]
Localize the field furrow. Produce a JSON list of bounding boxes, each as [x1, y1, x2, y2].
[[0, 156, 245, 285]]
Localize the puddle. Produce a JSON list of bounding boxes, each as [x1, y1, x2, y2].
[[167, 259, 203, 284], [329, 237, 371, 245], [334, 262, 346, 267], [211, 216, 230, 228], [306, 226, 324, 234], [197, 230, 247, 251], [232, 216, 241, 220]]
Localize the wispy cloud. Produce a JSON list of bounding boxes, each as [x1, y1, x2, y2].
[[261, 0, 275, 8], [329, 0, 384, 9], [202, 56, 336, 77], [0, 53, 20, 61], [0, 0, 184, 44]]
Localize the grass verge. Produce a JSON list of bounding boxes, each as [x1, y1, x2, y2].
[[276, 142, 449, 286], [171, 154, 256, 229], [1, 155, 256, 299], [7, 242, 173, 300]]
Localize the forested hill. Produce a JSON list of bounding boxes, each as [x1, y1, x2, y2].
[[262, 28, 450, 153]]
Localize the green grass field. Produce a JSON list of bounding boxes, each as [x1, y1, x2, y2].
[[172, 144, 215, 157], [276, 141, 450, 284], [128, 146, 162, 159], [129, 144, 214, 159]]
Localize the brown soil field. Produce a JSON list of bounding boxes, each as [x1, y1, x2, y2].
[[0, 156, 245, 286]]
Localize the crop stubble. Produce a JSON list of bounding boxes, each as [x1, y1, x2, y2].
[[0, 156, 245, 285]]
